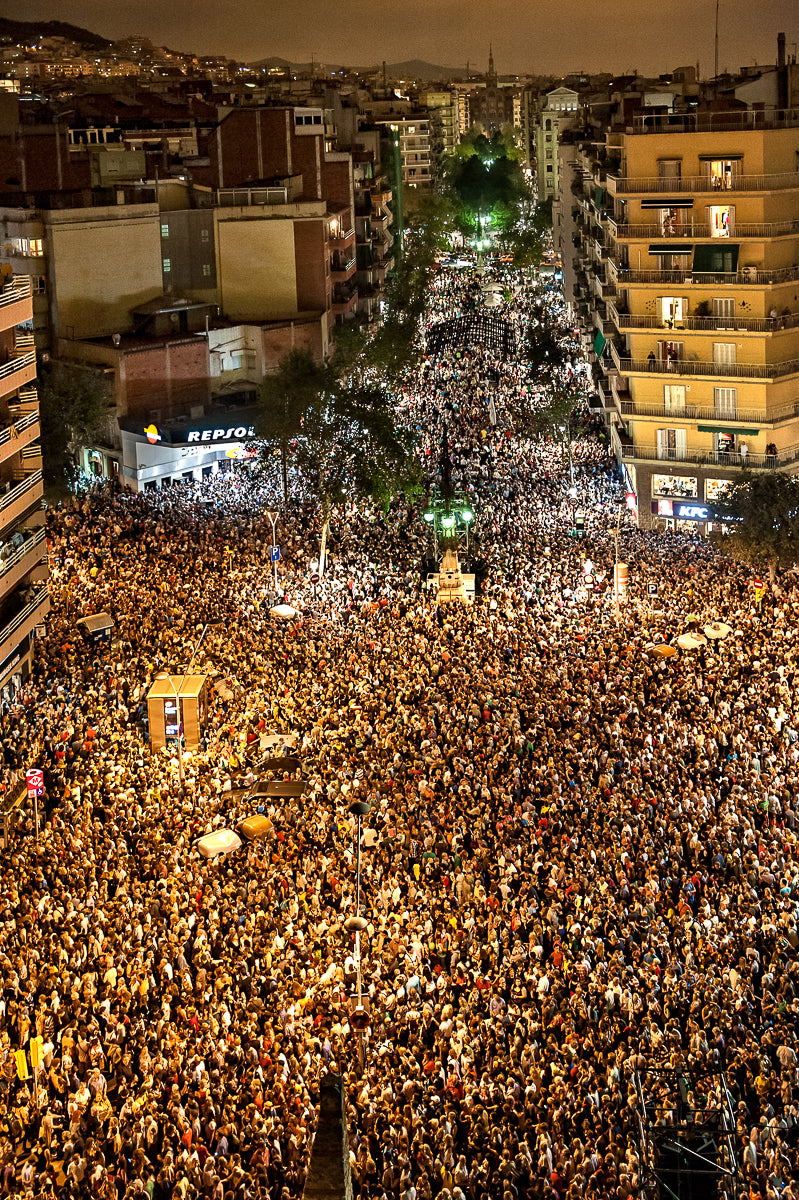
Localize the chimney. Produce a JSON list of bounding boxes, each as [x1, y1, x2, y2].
[[778, 33, 788, 110]]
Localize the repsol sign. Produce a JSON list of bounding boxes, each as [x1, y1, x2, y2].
[[186, 425, 256, 443]]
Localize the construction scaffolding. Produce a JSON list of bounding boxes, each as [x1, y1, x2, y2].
[[634, 1063, 740, 1200]]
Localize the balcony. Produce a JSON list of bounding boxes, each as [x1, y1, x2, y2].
[[608, 170, 799, 196], [0, 277, 33, 331], [0, 410, 40, 469], [0, 585, 49, 667], [0, 350, 36, 397], [617, 355, 799, 381], [616, 397, 799, 426], [618, 442, 799, 470], [332, 282, 359, 312], [329, 226, 356, 247], [616, 264, 799, 286], [0, 527, 47, 603], [612, 310, 799, 334], [0, 470, 44, 528], [330, 253, 356, 278], [614, 220, 799, 240], [630, 107, 799, 134]]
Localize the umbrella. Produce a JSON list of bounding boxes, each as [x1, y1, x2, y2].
[[703, 621, 732, 640], [677, 632, 707, 650], [646, 643, 677, 659], [270, 604, 298, 620]]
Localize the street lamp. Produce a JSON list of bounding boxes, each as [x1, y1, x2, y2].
[[345, 799, 371, 1049], [558, 420, 575, 490]]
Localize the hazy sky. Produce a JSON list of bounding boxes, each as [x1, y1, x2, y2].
[[3, 0, 792, 77]]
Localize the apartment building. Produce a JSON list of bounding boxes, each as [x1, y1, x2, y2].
[[531, 87, 580, 200], [0, 273, 48, 702], [592, 109, 799, 532]]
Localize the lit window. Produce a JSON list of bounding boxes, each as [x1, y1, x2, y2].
[[163, 258, 171, 272], [202, 264, 211, 277], [161, 223, 169, 237]]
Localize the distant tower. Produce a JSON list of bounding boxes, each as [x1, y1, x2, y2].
[[487, 43, 497, 85]]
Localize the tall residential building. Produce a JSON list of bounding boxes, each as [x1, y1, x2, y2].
[[0, 272, 49, 703], [596, 109, 799, 532], [531, 87, 579, 200]]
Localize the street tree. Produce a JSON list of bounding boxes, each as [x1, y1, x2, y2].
[[257, 348, 332, 504], [37, 360, 112, 485], [256, 348, 420, 575], [709, 471, 799, 582]]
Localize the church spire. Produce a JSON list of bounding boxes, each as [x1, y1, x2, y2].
[[488, 43, 496, 84]]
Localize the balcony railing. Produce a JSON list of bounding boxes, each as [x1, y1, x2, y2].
[[607, 171, 799, 195], [0, 278, 31, 309], [611, 308, 799, 334], [331, 255, 356, 274], [618, 442, 799, 469], [614, 265, 799, 286], [0, 409, 39, 452], [613, 220, 799, 240], [0, 469, 43, 514], [216, 186, 289, 207], [330, 227, 355, 243], [0, 586, 49, 656], [0, 351, 36, 386], [618, 355, 799, 380], [616, 397, 799, 425], [629, 107, 799, 134], [0, 527, 46, 592]]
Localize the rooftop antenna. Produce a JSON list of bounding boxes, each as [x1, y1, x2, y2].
[[714, 0, 719, 77]]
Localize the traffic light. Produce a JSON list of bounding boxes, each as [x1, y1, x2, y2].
[[574, 510, 585, 540], [15, 1049, 28, 1080], [350, 1007, 370, 1032]]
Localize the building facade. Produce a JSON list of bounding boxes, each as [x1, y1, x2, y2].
[[0, 272, 48, 703], [595, 111, 799, 532]]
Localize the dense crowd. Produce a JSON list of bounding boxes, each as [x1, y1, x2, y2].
[[0, 259, 798, 1200]]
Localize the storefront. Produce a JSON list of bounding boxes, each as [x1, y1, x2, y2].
[[651, 497, 733, 536], [118, 409, 259, 492]]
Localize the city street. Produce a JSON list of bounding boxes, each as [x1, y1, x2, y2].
[[1, 256, 798, 1200]]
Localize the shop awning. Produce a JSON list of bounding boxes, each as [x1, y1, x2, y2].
[[698, 153, 743, 160], [641, 198, 694, 208], [593, 330, 607, 355], [648, 244, 693, 254], [693, 243, 740, 272], [698, 425, 759, 435]]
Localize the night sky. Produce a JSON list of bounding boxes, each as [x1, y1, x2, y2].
[[3, 0, 793, 77]]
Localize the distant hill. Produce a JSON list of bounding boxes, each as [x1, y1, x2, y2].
[[0, 18, 113, 50], [380, 60, 469, 81], [249, 55, 468, 82]]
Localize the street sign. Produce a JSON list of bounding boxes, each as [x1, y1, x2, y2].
[[648, 583, 658, 596], [26, 768, 44, 798], [310, 573, 320, 585], [754, 578, 764, 588], [270, 546, 280, 563]]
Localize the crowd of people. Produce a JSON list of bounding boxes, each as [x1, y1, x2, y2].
[[0, 257, 798, 1200]]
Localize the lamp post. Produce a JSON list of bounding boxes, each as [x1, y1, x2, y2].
[[345, 799, 371, 1065], [559, 419, 575, 490], [265, 509, 279, 596]]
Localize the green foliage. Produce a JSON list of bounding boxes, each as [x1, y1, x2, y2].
[[709, 471, 799, 580], [256, 347, 419, 512], [37, 359, 111, 484]]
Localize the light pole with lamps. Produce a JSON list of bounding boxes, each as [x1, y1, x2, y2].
[[344, 798, 371, 1066], [559, 420, 575, 490], [264, 509, 279, 596]]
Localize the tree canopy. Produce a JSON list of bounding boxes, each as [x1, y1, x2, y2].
[[37, 359, 112, 485], [710, 471, 799, 581]]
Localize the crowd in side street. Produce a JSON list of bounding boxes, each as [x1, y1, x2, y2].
[[0, 262, 798, 1200]]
